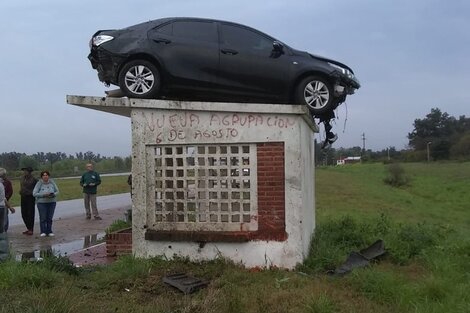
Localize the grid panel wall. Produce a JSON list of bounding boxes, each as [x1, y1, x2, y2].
[[152, 144, 258, 232]]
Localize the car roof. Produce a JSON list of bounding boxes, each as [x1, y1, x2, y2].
[[126, 17, 277, 39]]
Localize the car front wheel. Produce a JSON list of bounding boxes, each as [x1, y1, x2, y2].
[[295, 76, 334, 115], [118, 60, 160, 99]]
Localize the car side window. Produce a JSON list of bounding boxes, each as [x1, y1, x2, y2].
[[219, 24, 273, 53], [155, 22, 173, 35], [172, 21, 216, 42]]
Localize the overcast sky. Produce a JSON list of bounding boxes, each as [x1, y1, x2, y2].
[[1, 0, 469, 156]]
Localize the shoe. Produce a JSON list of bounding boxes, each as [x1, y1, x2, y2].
[[22, 230, 30, 234], [322, 134, 338, 150], [86, 215, 91, 220], [322, 141, 332, 150], [26, 230, 33, 236], [48, 233, 55, 237], [328, 134, 338, 144], [94, 216, 102, 220], [40, 233, 47, 237]]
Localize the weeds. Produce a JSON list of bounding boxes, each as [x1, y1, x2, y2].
[[304, 214, 449, 273], [305, 293, 336, 313], [384, 162, 410, 187], [106, 219, 131, 234]]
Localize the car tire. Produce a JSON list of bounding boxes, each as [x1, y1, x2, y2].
[[118, 60, 160, 99], [295, 76, 334, 115]]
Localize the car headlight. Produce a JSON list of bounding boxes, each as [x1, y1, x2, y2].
[[328, 62, 355, 79], [92, 35, 114, 47]]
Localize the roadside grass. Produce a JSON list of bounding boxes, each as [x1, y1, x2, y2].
[[7, 174, 131, 207], [315, 162, 470, 236], [1, 162, 469, 313]]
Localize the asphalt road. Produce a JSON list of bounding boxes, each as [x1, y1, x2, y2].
[[8, 193, 131, 226]]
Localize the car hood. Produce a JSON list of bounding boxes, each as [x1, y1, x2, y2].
[[290, 49, 355, 74], [309, 53, 355, 74]]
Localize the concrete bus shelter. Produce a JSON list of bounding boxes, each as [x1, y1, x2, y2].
[[67, 95, 318, 269]]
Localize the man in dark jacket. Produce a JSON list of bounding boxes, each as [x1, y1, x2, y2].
[[80, 163, 102, 220], [19, 167, 38, 235]]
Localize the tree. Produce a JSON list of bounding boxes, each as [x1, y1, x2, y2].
[[407, 108, 470, 160], [19, 155, 39, 170], [0, 152, 23, 170], [450, 131, 470, 159], [408, 108, 456, 150]]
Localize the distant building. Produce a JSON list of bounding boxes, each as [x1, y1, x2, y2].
[[336, 156, 361, 166]]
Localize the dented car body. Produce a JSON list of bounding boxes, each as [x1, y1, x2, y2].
[[88, 17, 360, 115]]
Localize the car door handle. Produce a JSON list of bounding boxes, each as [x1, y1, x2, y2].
[[221, 49, 238, 55], [153, 38, 171, 44]]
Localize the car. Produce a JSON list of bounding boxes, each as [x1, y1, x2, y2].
[[88, 17, 360, 115]]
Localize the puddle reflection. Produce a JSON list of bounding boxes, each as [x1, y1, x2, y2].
[[15, 233, 105, 261]]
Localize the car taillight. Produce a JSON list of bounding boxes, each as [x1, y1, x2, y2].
[[91, 35, 114, 47]]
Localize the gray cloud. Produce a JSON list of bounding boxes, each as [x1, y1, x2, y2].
[[1, 0, 469, 155]]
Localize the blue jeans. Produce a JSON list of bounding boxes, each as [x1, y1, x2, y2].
[[37, 202, 56, 235]]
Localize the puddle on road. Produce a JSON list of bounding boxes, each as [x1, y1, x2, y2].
[[15, 233, 106, 261]]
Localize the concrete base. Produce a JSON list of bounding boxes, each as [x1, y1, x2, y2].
[[67, 95, 317, 269]]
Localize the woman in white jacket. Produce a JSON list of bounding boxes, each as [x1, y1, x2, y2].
[[33, 170, 59, 237]]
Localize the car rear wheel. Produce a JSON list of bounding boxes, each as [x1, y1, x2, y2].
[[119, 60, 160, 99], [295, 76, 334, 115]]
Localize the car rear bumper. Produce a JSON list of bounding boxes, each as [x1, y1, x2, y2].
[[88, 48, 125, 85]]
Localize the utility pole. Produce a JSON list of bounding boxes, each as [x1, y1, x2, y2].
[[427, 141, 432, 162], [361, 133, 366, 153]]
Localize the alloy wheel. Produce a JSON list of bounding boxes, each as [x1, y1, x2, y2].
[[124, 65, 155, 95], [304, 80, 330, 110]]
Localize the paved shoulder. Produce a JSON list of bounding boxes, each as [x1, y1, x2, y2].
[[6, 193, 131, 256]]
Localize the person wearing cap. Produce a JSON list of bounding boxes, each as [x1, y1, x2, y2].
[[20, 167, 38, 235], [0, 168, 14, 232]]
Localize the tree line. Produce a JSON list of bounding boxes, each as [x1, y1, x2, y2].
[[0, 151, 131, 177], [317, 108, 470, 165], [3, 108, 468, 171]]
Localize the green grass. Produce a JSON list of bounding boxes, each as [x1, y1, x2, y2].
[[1, 162, 469, 313], [316, 162, 470, 236], [8, 174, 131, 207]]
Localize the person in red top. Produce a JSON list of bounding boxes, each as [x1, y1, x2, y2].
[[0, 168, 15, 232]]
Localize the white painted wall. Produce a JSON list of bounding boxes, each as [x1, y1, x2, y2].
[[66, 96, 317, 269]]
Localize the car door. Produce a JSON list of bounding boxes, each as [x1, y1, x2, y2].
[[147, 20, 219, 89], [217, 22, 290, 98]]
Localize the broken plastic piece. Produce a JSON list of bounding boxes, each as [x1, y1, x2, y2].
[[329, 240, 386, 276], [163, 273, 208, 294]]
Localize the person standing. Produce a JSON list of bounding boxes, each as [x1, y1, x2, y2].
[[0, 168, 15, 232], [19, 167, 38, 235], [80, 163, 102, 220], [33, 170, 59, 237], [0, 175, 12, 261], [127, 174, 132, 198]]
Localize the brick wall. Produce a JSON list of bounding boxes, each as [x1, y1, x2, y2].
[[106, 228, 132, 256], [255, 142, 287, 241]]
